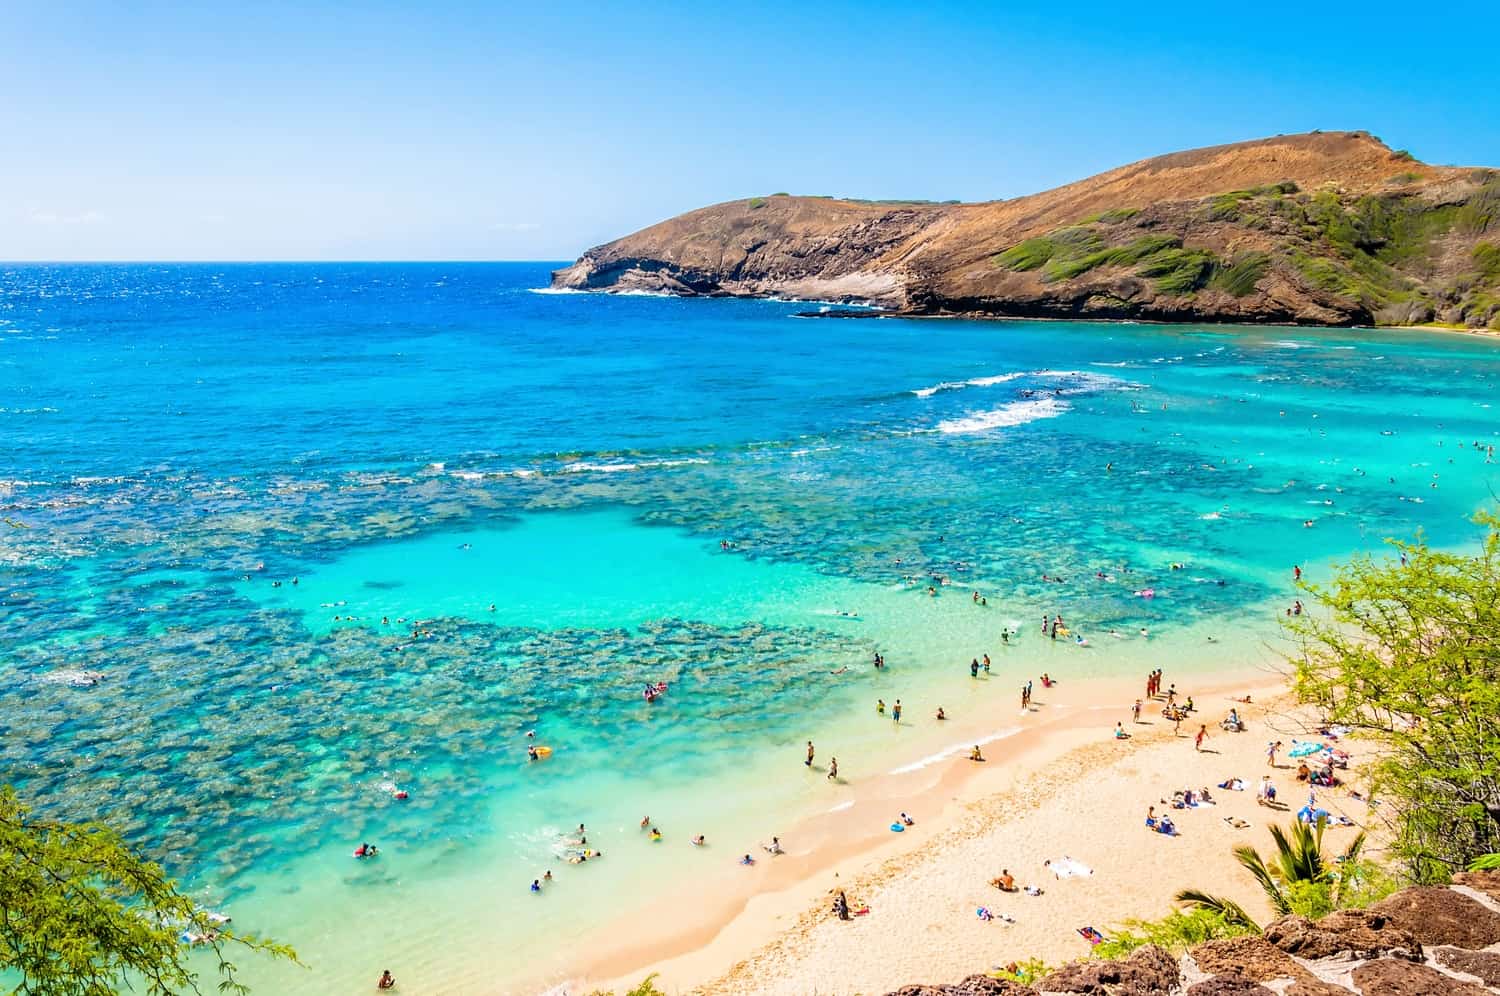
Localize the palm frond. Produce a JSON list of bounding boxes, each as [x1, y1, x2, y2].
[[1173, 889, 1261, 932]]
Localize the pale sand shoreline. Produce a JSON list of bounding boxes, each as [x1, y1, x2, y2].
[[561, 666, 1368, 995]]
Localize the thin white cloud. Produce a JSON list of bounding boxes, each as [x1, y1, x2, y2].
[[29, 209, 106, 226]]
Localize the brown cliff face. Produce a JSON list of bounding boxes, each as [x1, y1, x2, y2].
[[552, 131, 1500, 328]]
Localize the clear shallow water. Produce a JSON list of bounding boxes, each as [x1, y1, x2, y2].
[[3, 263, 1499, 992]]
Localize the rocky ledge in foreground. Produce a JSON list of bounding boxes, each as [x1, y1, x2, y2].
[[886, 872, 1500, 995], [553, 131, 1500, 329]]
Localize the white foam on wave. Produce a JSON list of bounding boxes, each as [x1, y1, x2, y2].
[[912, 371, 1024, 398], [935, 397, 1069, 435], [887, 726, 1024, 775], [526, 286, 585, 295], [559, 457, 710, 475]]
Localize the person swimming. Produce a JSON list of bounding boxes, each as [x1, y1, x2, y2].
[[936, 706, 946, 720]]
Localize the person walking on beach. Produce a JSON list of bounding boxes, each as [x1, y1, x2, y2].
[[982, 654, 991, 674], [1132, 699, 1142, 723], [971, 658, 979, 678], [892, 700, 902, 722], [806, 741, 815, 767], [1195, 725, 1209, 751], [827, 757, 838, 781], [1267, 740, 1283, 767]]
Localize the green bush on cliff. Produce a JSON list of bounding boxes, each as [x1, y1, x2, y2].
[[995, 236, 1059, 271], [746, 197, 767, 210], [1475, 242, 1500, 281], [1137, 247, 1216, 294], [1044, 234, 1181, 281], [1207, 251, 1271, 297]]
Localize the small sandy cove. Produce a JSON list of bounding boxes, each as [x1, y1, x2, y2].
[[569, 671, 1370, 996]]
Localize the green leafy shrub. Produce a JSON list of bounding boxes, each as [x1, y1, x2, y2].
[[1138, 247, 1216, 294], [1044, 235, 1181, 281], [1208, 251, 1271, 296], [746, 197, 767, 210], [1475, 242, 1500, 281], [995, 237, 1058, 271], [1091, 909, 1254, 959], [991, 958, 1051, 984], [1290, 513, 1500, 879]]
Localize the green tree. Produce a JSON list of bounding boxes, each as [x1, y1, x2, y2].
[[0, 786, 296, 995], [1288, 512, 1500, 880], [1176, 819, 1367, 926]]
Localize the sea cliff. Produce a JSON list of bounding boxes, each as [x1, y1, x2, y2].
[[553, 132, 1500, 328]]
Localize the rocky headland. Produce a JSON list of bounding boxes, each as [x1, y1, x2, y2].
[[552, 131, 1500, 328]]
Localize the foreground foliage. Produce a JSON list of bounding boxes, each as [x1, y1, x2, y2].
[[0, 786, 295, 996], [1091, 908, 1253, 959], [1176, 818, 1373, 928], [1290, 512, 1500, 880]]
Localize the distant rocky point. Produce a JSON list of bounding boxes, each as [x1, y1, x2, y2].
[[553, 131, 1500, 328]]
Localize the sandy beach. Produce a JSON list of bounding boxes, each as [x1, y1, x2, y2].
[[572, 673, 1371, 995]]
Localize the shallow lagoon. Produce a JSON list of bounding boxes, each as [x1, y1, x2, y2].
[[3, 263, 1499, 991]]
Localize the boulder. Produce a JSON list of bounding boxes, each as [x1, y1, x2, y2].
[[886, 976, 1036, 996], [1433, 946, 1500, 987], [1371, 885, 1500, 949], [1283, 981, 1353, 996], [1184, 972, 1274, 995], [1349, 957, 1491, 995], [1452, 868, 1500, 906], [1189, 936, 1309, 982], [1036, 944, 1179, 995], [950, 976, 1037, 995], [1262, 908, 1420, 960]]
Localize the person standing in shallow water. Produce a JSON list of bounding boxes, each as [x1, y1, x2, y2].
[[892, 700, 901, 722], [805, 741, 815, 767], [827, 757, 838, 780]]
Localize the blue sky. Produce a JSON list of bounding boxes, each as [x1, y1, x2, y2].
[[3, 1, 1497, 261]]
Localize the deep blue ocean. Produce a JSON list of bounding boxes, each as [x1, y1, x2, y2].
[[3, 262, 1499, 992]]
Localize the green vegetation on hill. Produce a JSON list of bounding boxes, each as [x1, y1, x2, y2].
[[989, 170, 1500, 325], [995, 232, 1258, 298]]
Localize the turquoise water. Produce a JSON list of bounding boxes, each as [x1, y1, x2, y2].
[[3, 263, 1499, 992]]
